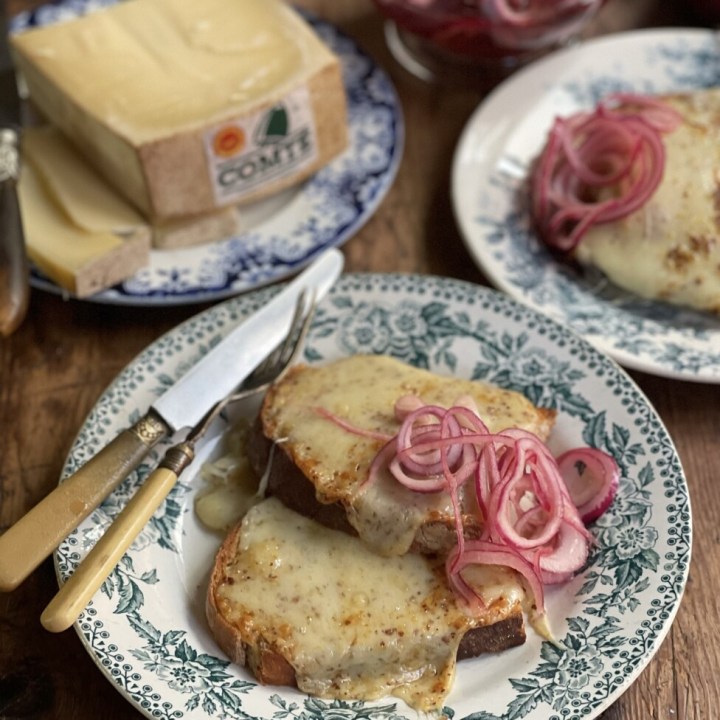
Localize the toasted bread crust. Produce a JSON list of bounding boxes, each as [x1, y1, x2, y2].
[[206, 520, 526, 689], [247, 417, 486, 554], [206, 522, 298, 686], [249, 358, 557, 556]]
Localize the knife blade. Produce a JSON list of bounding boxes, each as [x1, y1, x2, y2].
[[0, 248, 343, 591], [0, 1, 30, 337]]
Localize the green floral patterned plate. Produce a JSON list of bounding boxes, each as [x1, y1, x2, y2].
[[55, 274, 690, 720]]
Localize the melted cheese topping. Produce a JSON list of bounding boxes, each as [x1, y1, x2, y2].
[[261, 355, 553, 556], [12, 0, 332, 142], [195, 422, 261, 533], [215, 498, 523, 712], [576, 90, 720, 313]]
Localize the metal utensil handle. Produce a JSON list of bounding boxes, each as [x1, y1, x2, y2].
[[0, 411, 169, 592], [40, 442, 195, 633], [0, 128, 29, 337]]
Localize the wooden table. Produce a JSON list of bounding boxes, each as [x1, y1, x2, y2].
[[1, 1, 718, 718]]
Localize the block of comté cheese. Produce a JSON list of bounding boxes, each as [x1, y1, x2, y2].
[[18, 125, 249, 297], [11, 0, 349, 220]]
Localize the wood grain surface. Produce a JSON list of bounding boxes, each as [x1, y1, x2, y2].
[[1, 1, 719, 718]]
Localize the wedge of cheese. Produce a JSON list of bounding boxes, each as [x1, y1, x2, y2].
[[18, 148, 150, 298], [11, 0, 348, 220]]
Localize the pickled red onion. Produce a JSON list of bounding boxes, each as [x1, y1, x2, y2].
[[485, 0, 591, 29], [556, 447, 620, 524], [447, 539, 546, 617], [315, 396, 617, 621], [531, 93, 683, 252]]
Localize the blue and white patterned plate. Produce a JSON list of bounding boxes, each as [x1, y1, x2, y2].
[[452, 28, 720, 383], [13, 1, 403, 306], [55, 273, 690, 720]]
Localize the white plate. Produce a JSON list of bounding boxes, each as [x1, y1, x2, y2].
[[13, 1, 403, 306], [452, 28, 720, 383], [55, 273, 690, 720]]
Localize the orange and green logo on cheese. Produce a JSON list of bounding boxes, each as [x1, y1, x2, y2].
[[212, 125, 245, 158]]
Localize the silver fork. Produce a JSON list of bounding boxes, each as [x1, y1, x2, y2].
[[40, 291, 316, 633]]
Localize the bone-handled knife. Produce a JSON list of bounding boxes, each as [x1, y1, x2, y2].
[[0, 1, 29, 337], [0, 248, 343, 591]]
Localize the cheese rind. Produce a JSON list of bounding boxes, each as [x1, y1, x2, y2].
[[11, 0, 348, 219], [151, 206, 242, 249]]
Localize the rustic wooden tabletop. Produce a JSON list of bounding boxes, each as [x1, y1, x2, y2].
[[1, 0, 719, 718]]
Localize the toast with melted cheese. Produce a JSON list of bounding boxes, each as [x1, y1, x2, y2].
[[248, 355, 556, 557], [556, 90, 720, 314], [206, 498, 526, 712]]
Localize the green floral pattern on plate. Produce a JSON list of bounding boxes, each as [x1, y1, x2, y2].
[[55, 274, 690, 720]]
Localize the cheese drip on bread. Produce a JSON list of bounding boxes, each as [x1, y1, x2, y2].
[[208, 498, 525, 712]]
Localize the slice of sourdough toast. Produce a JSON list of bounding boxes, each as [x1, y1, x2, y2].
[[247, 355, 556, 556], [206, 498, 526, 712]]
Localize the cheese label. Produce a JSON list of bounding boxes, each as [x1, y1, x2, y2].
[[203, 85, 319, 203]]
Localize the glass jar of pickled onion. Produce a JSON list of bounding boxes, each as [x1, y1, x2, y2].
[[373, 0, 609, 84]]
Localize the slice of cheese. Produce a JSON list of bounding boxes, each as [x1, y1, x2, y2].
[[11, 0, 348, 220], [211, 498, 525, 712], [23, 125, 146, 235], [18, 158, 150, 298], [22, 125, 243, 250]]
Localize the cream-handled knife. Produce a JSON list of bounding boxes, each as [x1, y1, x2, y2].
[[0, 248, 343, 592], [40, 293, 316, 633]]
